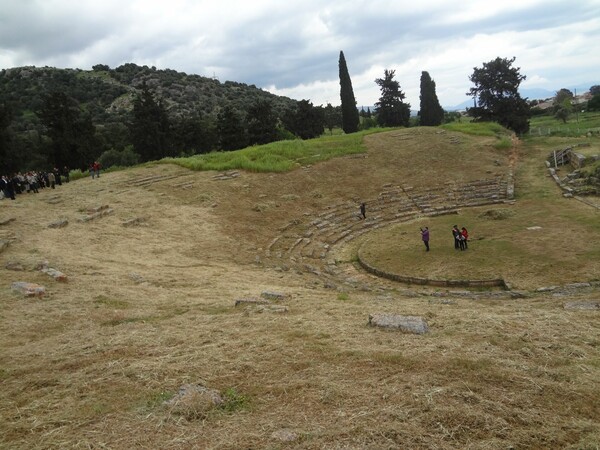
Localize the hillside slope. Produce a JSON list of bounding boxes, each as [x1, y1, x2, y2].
[[1, 128, 599, 449]]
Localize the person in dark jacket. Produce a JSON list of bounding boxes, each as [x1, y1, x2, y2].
[[1, 175, 16, 200], [452, 225, 461, 249]]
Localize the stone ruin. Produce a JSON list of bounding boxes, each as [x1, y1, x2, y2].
[[546, 144, 600, 197]]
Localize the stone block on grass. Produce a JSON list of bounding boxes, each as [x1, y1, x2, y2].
[[11, 282, 46, 298], [564, 301, 600, 310], [48, 219, 69, 229], [40, 267, 68, 282], [261, 291, 288, 301], [368, 313, 429, 334]]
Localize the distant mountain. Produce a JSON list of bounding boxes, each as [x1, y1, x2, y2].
[[357, 106, 419, 117], [444, 99, 473, 112], [0, 63, 297, 134]]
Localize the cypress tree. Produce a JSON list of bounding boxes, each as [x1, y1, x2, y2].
[[338, 51, 359, 134], [419, 71, 444, 126]]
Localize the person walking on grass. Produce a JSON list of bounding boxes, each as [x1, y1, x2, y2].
[[421, 227, 430, 252], [359, 202, 366, 220]]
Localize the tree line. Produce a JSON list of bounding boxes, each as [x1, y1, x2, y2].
[[3, 56, 593, 175]]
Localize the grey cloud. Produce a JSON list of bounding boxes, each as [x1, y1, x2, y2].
[[0, 0, 598, 106]]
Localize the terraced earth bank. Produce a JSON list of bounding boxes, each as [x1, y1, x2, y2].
[[1, 128, 599, 449]]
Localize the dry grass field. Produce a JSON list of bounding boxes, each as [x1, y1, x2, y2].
[[1, 128, 599, 449]]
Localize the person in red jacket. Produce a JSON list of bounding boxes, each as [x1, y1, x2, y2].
[[461, 227, 469, 250], [93, 161, 101, 178]]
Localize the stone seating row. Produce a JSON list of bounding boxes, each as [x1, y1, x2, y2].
[[265, 177, 509, 265]]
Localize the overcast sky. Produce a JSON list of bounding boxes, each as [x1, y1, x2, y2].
[[1, 0, 599, 108]]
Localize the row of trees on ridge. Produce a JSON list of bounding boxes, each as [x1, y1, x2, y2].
[[3, 54, 595, 175]]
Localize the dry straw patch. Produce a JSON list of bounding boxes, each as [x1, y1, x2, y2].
[[1, 129, 599, 449]]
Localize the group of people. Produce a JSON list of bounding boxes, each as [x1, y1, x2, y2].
[[90, 161, 101, 179], [358, 202, 470, 253], [452, 225, 469, 251], [420, 225, 469, 251], [1, 167, 70, 200]]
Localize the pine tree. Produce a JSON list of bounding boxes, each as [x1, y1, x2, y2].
[[36, 92, 97, 169], [467, 57, 531, 134], [130, 83, 172, 162], [217, 105, 247, 151], [338, 51, 359, 134], [171, 113, 217, 155], [282, 100, 324, 140], [419, 71, 444, 126], [375, 69, 410, 127], [246, 99, 278, 145], [324, 103, 342, 134]]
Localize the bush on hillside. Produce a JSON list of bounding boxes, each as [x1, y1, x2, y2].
[[588, 94, 600, 112], [98, 146, 140, 168]]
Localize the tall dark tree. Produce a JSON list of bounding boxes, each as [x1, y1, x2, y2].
[[467, 57, 531, 134], [374, 69, 410, 127], [36, 92, 97, 169], [419, 71, 444, 126], [0, 104, 13, 173], [130, 83, 172, 162], [246, 99, 278, 145], [338, 51, 360, 134], [282, 100, 324, 140], [217, 105, 248, 151]]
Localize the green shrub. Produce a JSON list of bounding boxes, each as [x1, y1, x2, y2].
[[220, 388, 249, 412], [68, 169, 87, 181], [494, 137, 512, 150], [98, 145, 140, 168], [160, 128, 390, 173]]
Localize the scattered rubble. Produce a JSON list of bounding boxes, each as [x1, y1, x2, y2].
[[48, 219, 69, 229], [79, 205, 114, 222], [164, 383, 223, 420], [122, 217, 146, 227], [5, 261, 24, 271], [261, 291, 288, 301], [36, 260, 68, 282]]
